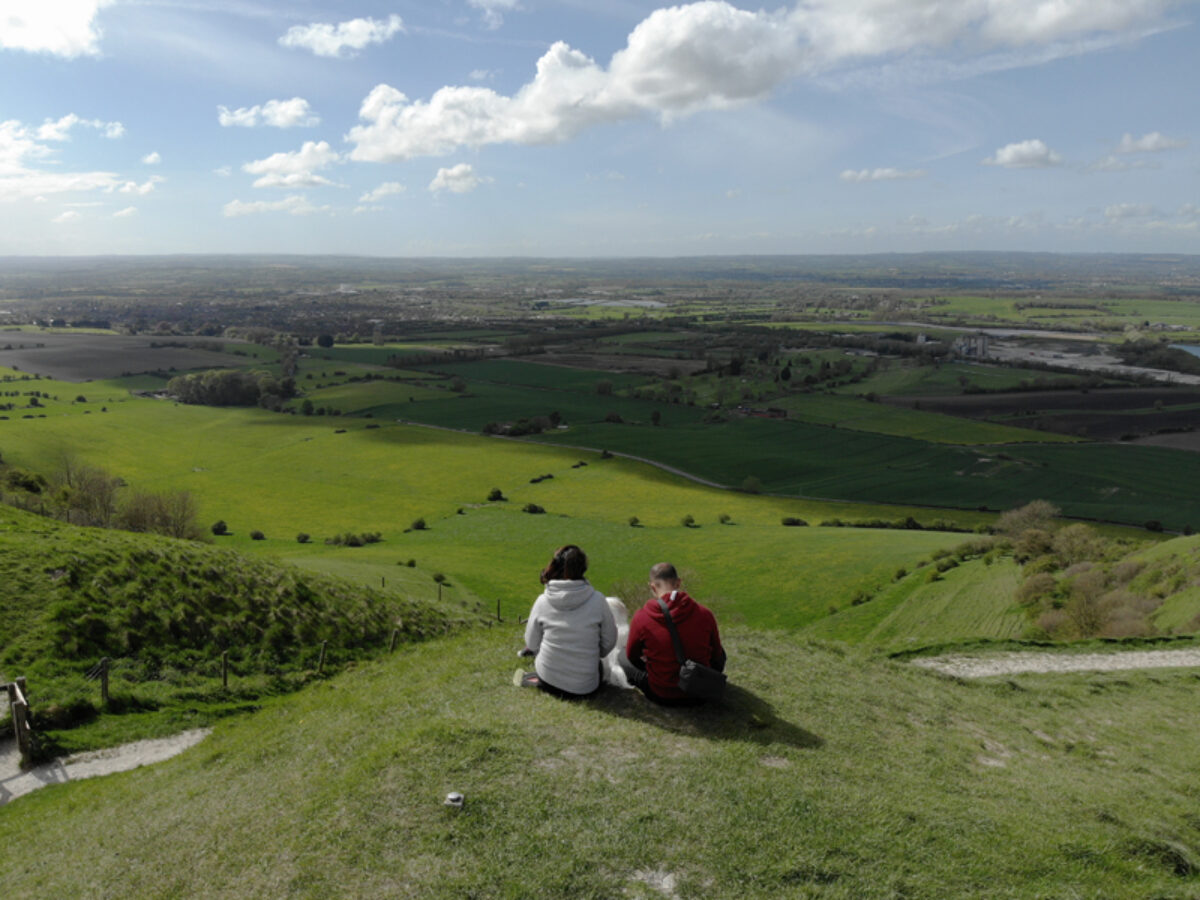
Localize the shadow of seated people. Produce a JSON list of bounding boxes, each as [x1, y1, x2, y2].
[[587, 682, 823, 751]]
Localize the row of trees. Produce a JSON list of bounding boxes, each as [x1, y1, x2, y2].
[[167, 369, 297, 410], [2, 454, 204, 540]]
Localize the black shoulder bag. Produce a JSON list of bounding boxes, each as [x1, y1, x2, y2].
[[657, 594, 726, 701]]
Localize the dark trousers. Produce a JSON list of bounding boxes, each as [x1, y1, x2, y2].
[[617, 650, 701, 707]]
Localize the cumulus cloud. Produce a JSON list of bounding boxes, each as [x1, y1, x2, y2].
[[242, 141, 341, 189], [1116, 131, 1187, 153], [0, 0, 113, 58], [115, 176, 164, 195], [279, 14, 404, 58], [218, 98, 320, 128], [347, 0, 1178, 164], [35, 113, 124, 142], [113, 206, 137, 218], [222, 194, 326, 217], [0, 117, 140, 201], [429, 163, 490, 194], [840, 167, 926, 182], [983, 138, 1062, 168], [142, 151, 161, 165], [52, 210, 82, 223], [349, 3, 801, 161], [469, 0, 521, 30], [359, 181, 406, 203], [214, 165, 232, 177]]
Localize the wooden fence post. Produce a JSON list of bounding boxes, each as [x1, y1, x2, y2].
[[389, 629, 399, 652], [496, 598, 502, 622], [317, 641, 328, 675], [221, 651, 229, 690]]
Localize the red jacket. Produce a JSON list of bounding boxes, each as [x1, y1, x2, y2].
[[625, 590, 725, 699]]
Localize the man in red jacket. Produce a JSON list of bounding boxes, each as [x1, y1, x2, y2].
[[618, 562, 726, 705]]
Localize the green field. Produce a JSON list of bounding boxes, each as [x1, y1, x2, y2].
[[771, 392, 1077, 443], [0, 395, 986, 627]]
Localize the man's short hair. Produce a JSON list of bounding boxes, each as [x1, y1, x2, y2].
[[649, 562, 678, 582]]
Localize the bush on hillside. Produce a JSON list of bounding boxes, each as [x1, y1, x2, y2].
[[211, 520, 228, 536], [250, 530, 265, 541], [487, 488, 506, 502], [296, 533, 311, 544], [523, 503, 545, 514], [781, 517, 808, 527]]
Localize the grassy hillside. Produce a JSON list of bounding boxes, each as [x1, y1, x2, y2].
[[3, 627, 1200, 898], [0, 505, 481, 753]]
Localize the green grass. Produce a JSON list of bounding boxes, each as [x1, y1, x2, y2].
[[0, 396, 987, 626], [4, 626, 1200, 897], [771, 392, 1078, 443], [804, 558, 1027, 647], [535, 418, 1200, 529]]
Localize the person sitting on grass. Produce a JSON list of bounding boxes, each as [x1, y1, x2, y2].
[[618, 562, 726, 706], [521, 545, 618, 699]]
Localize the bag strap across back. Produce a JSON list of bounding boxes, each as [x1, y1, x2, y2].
[[657, 592, 688, 665]]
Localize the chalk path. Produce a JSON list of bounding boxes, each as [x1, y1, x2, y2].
[[912, 648, 1200, 678], [0, 728, 211, 807]]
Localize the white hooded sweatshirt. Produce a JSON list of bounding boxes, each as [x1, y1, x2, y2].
[[524, 579, 618, 695]]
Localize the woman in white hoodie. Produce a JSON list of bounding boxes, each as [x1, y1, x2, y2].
[[523, 545, 618, 698]]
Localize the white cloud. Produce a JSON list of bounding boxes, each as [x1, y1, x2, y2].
[[36, 113, 124, 142], [113, 206, 137, 218], [347, 1, 1179, 163], [469, 69, 496, 81], [353, 205, 383, 214], [218, 98, 320, 128], [840, 167, 926, 182], [142, 151, 161, 165], [983, 138, 1062, 168], [0, 117, 140, 201], [429, 163, 490, 194], [1180, 204, 1200, 220], [0, 0, 112, 58], [469, 0, 520, 30], [278, 14, 404, 58], [1105, 202, 1156, 219], [1116, 131, 1187, 153], [115, 176, 164, 195], [52, 210, 82, 223], [214, 165, 232, 177], [359, 181, 406, 203], [222, 194, 325, 217], [349, 3, 800, 162], [242, 141, 341, 189]]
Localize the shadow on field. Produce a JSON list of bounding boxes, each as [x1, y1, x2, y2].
[[587, 683, 824, 750]]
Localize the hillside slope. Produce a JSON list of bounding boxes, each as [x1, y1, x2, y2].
[[2, 627, 1199, 898], [0, 504, 481, 750]]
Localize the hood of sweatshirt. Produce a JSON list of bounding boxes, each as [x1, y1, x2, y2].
[[644, 589, 698, 625], [542, 579, 598, 611]]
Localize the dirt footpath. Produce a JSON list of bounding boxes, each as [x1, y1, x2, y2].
[[0, 728, 211, 807], [913, 648, 1200, 678]]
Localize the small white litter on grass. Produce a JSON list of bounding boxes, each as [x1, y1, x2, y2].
[[0, 728, 211, 807], [628, 867, 681, 899]]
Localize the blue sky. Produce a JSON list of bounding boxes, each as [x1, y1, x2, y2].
[[1, 0, 1197, 256]]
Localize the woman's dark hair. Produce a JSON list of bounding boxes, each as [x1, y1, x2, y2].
[[541, 544, 588, 584]]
